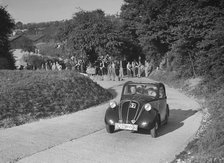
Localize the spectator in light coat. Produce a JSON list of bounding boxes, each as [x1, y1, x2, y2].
[[107, 62, 112, 80], [137, 61, 142, 78], [111, 61, 116, 81], [119, 60, 124, 80], [52, 62, 56, 70], [145, 60, 149, 77], [126, 62, 131, 77], [131, 60, 138, 77]]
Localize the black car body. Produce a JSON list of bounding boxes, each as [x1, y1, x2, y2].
[[104, 81, 169, 137]]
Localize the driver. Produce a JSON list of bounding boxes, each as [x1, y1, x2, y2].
[[130, 86, 136, 94]]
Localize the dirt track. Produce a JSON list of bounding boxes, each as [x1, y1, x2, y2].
[[0, 77, 202, 163]]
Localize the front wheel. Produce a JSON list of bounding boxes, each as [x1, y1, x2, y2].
[[150, 120, 159, 138], [164, 104, 170, 125], [106, 124, 114, 133]]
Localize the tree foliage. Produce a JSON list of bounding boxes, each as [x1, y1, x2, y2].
[[17, 21, 64, 42], [120, 0, 224, 79], [15, 36, 36, 52], [23, 54, 44, 69], [121, 0, 174, 67], [57, 10, 126, 63], [37, 42, 64, 58], [0, 6, 15, 69]]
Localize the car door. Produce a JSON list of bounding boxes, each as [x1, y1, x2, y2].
[[158, 86, 167, 121]]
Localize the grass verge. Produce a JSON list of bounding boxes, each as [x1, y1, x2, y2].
[[0, 70, 113, 128]]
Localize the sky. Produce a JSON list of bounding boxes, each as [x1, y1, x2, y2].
[[0, 0, 124, 24]]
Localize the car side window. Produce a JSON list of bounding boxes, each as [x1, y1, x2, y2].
[[123, 86, 129, 94], [159, 87, 165, 98]]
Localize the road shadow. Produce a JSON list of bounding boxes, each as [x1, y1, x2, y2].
[[158, 109, 198, 136], [133, 109, 198, 137]]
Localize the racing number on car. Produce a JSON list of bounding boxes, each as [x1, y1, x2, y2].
[[130, 103, 136, 108]]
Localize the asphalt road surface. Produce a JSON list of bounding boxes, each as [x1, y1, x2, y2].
[[0, 77, 202, 163]]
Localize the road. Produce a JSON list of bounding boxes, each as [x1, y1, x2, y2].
[[0, 77, 202, 163]]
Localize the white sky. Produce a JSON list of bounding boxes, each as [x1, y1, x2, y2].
[[1, 0, 124, 23]]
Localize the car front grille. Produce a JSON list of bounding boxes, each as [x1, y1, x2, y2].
[[120, 100, 141, 124]]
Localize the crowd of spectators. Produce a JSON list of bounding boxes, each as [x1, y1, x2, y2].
[[18, 55, 154, 80], [86, 56, 154, 80]]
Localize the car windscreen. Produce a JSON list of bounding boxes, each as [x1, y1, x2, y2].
[[123, 83, 158, 98]]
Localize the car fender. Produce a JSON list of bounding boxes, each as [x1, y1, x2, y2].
[[104, 107, 119, 125], [136, 108, 159, 129]]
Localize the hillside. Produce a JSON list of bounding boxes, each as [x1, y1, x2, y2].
[[0, 70, 113, 128]]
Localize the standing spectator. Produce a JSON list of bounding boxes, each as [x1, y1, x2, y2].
[[137, 61, 142, 78], [111, 61, 116, 81], [76, 60, 81, 72], [52, 62, 56, 70], [107, 62, 112, 80], [49, 62, 52, 70], [119, 60, 124, 80], [144, 60, 149, 77], [102, 60, 107, 75], [100, 60, 107, 75], [41, 63, 45, 70], [115, 60, 119, 77], [131, 60, 138, 77], [56, 62, 62, 71], [45, 62, 48, 71], [126, 62, 132, 77], [148, 60, 153, 75], [80, 60, 84, 73], [19, 65, 24, 70]]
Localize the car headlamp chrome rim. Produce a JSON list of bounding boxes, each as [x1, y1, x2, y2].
[[109, 101, 117, 108], [144, 103, 152, 111]]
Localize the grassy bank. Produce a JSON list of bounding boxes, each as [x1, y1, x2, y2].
[[149, 70, 224, 163], [0, 70, 113, 128]]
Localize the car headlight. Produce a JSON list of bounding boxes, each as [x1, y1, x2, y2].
[[144, 103, 152, 111], [109, 101, 117, 109]]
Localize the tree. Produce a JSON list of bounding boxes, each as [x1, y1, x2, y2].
[[120, 0, 173, 67], [167, 0, 224, 78], [58, 9, 124, 63], [120, 0, 224, 76], [196, 13, 224, 84], [16, 21, 23, 29], [12, 36, 36, 52], [23, 54, 44, 69], [0, 6, 15, 69], [118, 22, 144, 62]]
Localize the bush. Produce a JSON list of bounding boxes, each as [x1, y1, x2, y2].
[[149, 70, 186, 89], [0, 70, 113, 128]]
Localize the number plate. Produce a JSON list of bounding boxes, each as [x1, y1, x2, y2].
[[129, 103, 136, 108], [115, 123, 138, 131]]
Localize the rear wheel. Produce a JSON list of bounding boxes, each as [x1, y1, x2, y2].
[[106, 124, 114, 133], [150, 120, 159, 138]]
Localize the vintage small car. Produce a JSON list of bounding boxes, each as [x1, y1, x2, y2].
[[104, 81, 169, 137]]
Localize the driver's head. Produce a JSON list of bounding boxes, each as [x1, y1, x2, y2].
[[130, 86, 136, 94]]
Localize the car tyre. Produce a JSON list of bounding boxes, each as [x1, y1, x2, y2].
[[164, 105, 169, 125], [106, 124, 114, 133], [150, 120, 159, 138]]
